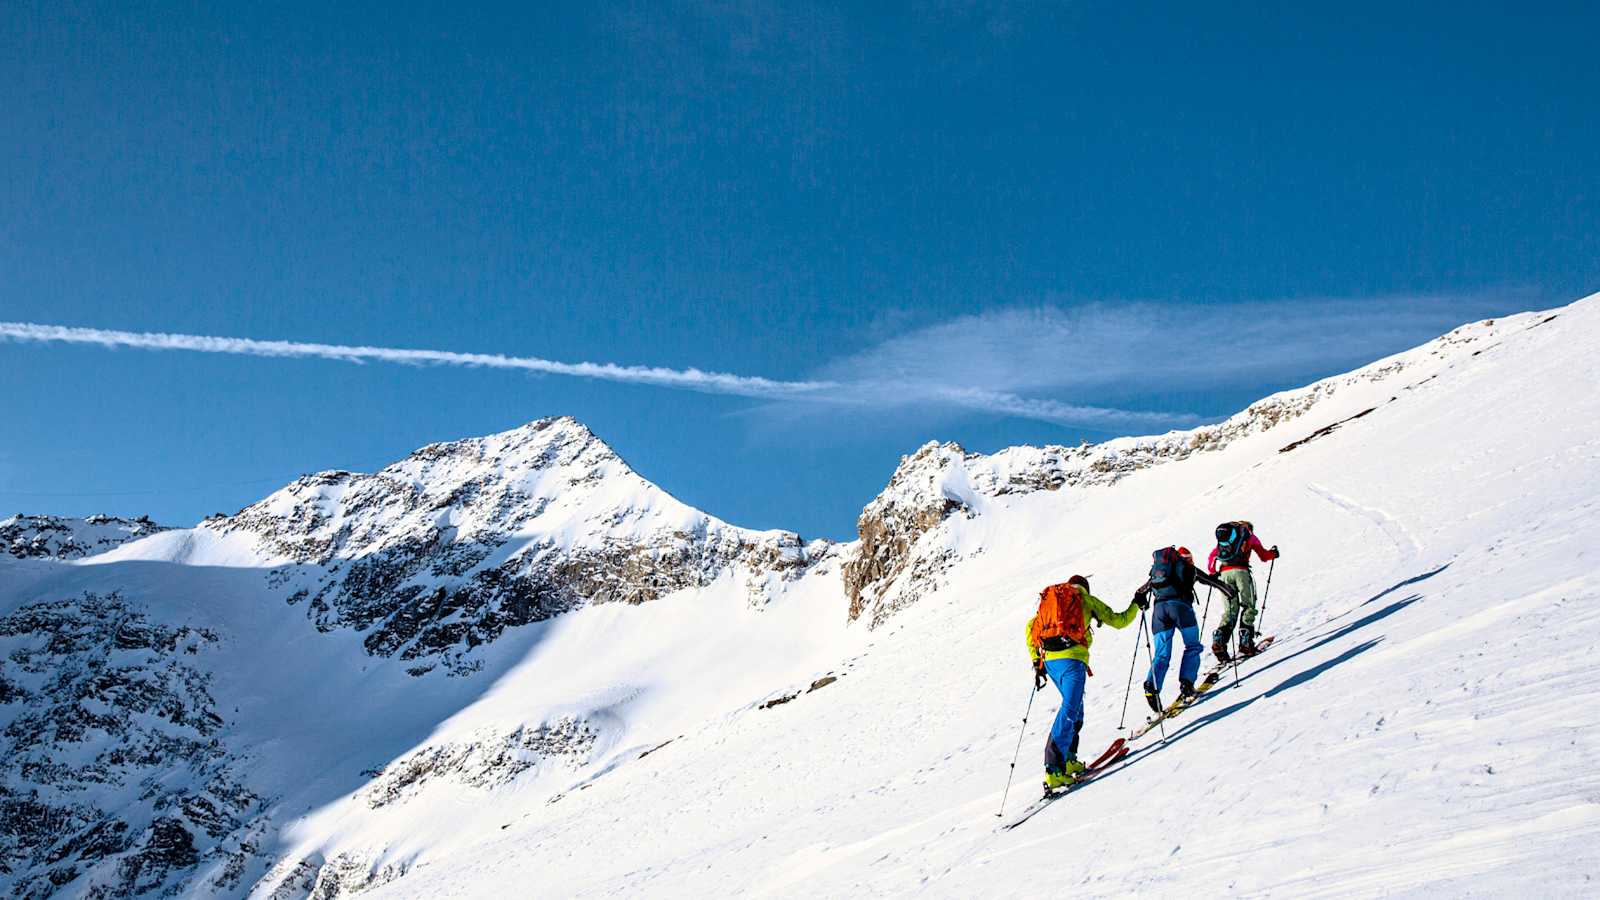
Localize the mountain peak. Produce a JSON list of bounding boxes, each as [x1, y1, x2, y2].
[[218, 417, 646, 567], [401, 416, 626, 480]]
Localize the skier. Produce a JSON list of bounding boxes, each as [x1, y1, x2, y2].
[[1208, 521, 1281, 661], [1134, 547, 1237, 711], [1026, 575, 1139, 789]]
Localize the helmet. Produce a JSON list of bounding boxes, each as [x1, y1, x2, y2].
[[1067, 574, 1090, 592]]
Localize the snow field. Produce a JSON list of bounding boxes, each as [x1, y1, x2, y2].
[[376, 298, 1600, 897]]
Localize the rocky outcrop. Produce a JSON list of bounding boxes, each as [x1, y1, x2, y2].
[[1, 514, 168, 560], [360, 718, 596, 809], [256, 851, 407, 900], [0, 591, 258, 898], [306, 853, 409, 900], [841, 443, 975, 627]]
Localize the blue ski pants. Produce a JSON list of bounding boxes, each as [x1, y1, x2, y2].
[[1148, 600, 1202, 690], [1043, 657, 1086, 773]]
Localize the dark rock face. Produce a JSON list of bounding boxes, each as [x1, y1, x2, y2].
[[842, 443, 974, 628], [0, 592, 257, 898], [0, 515, 169, 561]]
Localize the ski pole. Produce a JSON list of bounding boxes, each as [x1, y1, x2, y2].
[[1117, 609, 1146, 729], [1198, 585, 1213, 643], [1140, 613, 1167, 740], [1257, 557, 1277, 632], [997, 680, 1040, 817]]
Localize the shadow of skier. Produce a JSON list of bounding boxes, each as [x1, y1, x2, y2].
[[1181, 593, 1418, 710], [1296, 594, 1421, 657], [1292, 562, 1449, 639], [1113, 638, 1383, 773], [1361, 562, 1450, 607]]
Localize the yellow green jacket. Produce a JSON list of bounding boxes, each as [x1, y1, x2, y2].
[[1026, 591, 1139, 666]]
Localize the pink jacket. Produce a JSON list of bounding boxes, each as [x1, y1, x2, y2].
[[1208, 533, 1278, 574]]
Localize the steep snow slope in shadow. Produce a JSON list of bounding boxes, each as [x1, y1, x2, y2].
[[377, 294, 1600, 898]]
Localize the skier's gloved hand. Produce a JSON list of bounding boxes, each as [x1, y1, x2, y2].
[[1132, 593, 1149, 611], [1034, 666, 1047, 692], [1271, 545, 1281, 557]]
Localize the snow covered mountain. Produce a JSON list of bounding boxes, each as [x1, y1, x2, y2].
[[3, 294, 1598, 898], [0, 418, 846, 899], [103, 416, 829, 675]]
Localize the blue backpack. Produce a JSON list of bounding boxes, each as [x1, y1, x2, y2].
[[1147, 547, 1189, 603], [1215, 522, 1252, 566]]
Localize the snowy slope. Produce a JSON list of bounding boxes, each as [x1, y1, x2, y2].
[[371, 297, 1600, 898], [3, 295, 1598, 898]]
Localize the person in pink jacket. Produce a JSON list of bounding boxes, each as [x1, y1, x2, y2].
[[1207, 521, 1279, 660]]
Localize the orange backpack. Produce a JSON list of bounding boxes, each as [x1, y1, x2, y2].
[[1031, 582, 1088, 651]]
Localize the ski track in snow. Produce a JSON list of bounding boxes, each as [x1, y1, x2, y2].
[[1306, 481, 1423, 563]]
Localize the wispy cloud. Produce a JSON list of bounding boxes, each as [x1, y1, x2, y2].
[[802, 293, 1524, 425]]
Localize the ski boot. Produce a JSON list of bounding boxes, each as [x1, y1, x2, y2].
[[1044, 760, 1087, 792], [1238, 626, 1260, 658], [1142, 679, 1161, 713], [1211, 638, 1232, 664], [1178, 678, 1198, 701]]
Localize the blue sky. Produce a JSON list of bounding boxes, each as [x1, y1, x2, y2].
[[2, 2, 1595, 540]]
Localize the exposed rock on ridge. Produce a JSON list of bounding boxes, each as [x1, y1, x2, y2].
[[1, 514, 169, 560]]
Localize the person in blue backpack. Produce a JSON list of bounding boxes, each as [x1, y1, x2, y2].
[[1208, 520, 1281, 661], [1133, 546, 1237, 711]]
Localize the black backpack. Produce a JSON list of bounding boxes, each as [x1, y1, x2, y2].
[[1147, 547, 1189, 603], [1215, 522, 1252, 566]]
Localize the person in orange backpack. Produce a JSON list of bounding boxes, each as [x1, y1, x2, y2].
[[1026, 574, 1140, 788]]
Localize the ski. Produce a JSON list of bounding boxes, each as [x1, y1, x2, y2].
[[1202, 634, 1276, 682], [1129, 636, 1277, 739], [999, 738, 1130, 831], [1132, 701, 1184, 736]]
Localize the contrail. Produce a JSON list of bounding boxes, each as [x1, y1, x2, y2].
[[0, 321, 834, 399], [0, 321, 1191, 427]]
